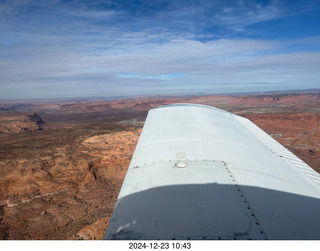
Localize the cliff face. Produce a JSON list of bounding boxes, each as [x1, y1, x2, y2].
[[28, 113, 44, 126], [0, 125, 141, 240], [0, 92, 319, 240], [0, 112, 44, 133]]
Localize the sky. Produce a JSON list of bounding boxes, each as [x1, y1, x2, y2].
[[0, 0, 320, 99]]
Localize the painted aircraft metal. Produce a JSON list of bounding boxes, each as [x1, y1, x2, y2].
[[104, 104, 320, 240]]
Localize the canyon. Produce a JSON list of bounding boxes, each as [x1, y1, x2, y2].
[[0, 91, 319, 239]]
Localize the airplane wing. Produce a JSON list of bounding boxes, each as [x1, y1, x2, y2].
[[104, 104, 320, 240]]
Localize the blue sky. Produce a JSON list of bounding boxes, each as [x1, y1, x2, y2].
[[0, 0, 320, 99]]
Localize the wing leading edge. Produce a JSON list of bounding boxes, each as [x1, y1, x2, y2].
[[104, 104, 320, 240]]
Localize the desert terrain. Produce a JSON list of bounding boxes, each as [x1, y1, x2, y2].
[[0, 90, 319, 240]]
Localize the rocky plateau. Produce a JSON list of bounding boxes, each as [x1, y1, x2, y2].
[[0, 91, 319, 239]]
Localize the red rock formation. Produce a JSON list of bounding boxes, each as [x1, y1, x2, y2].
[[1, 92, 319, 240], [245, 114, 320, 172], [0, 111, 44, 133], [0, 127, 141, 240]]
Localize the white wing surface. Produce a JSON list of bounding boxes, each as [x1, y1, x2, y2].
[[104, 104, 320, 240]]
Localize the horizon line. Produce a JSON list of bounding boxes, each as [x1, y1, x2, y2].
[[1, 88, 320, 102]]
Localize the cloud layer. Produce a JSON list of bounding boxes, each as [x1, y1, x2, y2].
[[0, 0, 320, 99]]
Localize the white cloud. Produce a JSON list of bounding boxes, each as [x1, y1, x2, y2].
[[212, 1, 284, 31], [0, 0, 319, 98], [1, 34, 319, 97]]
